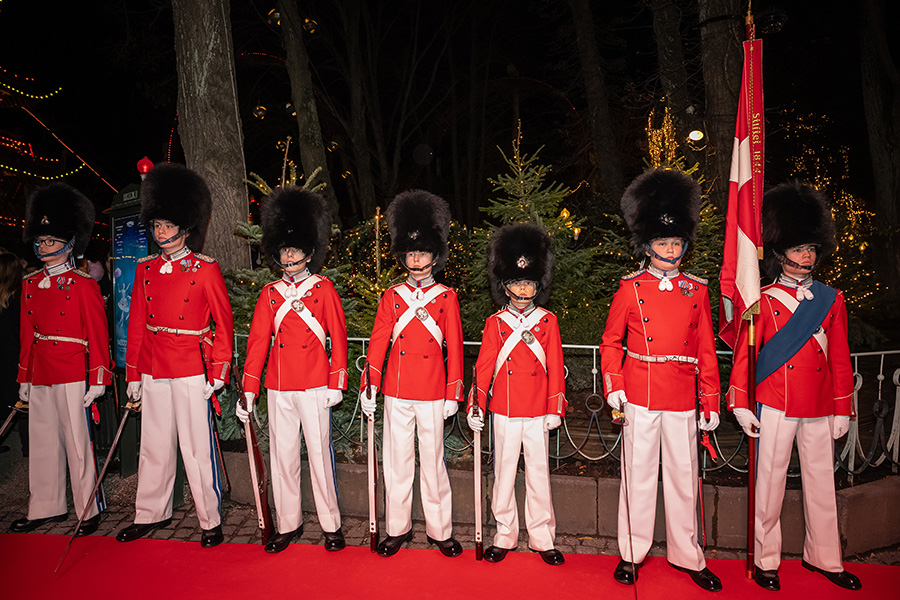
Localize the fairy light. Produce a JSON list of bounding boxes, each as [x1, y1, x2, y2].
[[0, 79, 62, 100], [0, 161, 85, 180]]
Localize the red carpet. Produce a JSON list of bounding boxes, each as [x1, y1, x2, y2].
[[0, 534, 896, 599]]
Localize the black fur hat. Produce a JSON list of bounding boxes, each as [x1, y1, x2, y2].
[[762, 180, 837, 279], [140, 163, 212, 251], [488, 222, 553, 306], [620, 168, 701, 255], [261, 186, 332, 274], [23, 183, 95, 256], [387, 189, 451, 272]]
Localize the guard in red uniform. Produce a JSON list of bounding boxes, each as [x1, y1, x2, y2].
[[728, 182, 861, 591], [467, 223, 566, 566], [360, 190, 464, 558], [11, 184, 112, 536], [600, 169, 722, 592], [237, 186, 348, 554], [117, 163, 233, 548]]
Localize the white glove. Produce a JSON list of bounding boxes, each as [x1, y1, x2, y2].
[[359, 386, 378, 418], [83, 385, 105, 407], [203, 378, 225, 400], [126, 381, 142, 401], [699, 412, 720, 431], [467, 406, 484, 432], [606, 390, 627, 411], [543, 414, 562, 432], [18, 383, 30, 403], [324, 389, 343, 409], [236, 392, 255, 424], [832, 415, 850, 439], [443, 399, 459, 419], [733, 407, 760, 438]]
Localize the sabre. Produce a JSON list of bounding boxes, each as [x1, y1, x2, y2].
[[470, 365, 483, 561], [0, 401, 26, 441], [365, 360, 379, 552], [232, 360, 274, 544], [55, 393, 136, 574], [614, 396, 639, 599], [199, 338, 230, 495], [694, 367, 717, 550]]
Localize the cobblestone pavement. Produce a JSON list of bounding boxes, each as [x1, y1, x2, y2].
[[0, 437, 897, 565]]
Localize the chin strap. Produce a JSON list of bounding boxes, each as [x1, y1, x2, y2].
[[647, 240, 689, 265], [776, 252, 817, 273], [504, 283, 540, 303], [277, 249, 313, 270], [156, 228, 188, 247]]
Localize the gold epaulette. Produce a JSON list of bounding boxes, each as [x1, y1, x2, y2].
[[24, 268, 42, 279], [621, 269, 646, 281], [73, 269, 92, 279], [137, 254, 158, 264], [194, 253, 217, 264], [682, 272, 708, 286]]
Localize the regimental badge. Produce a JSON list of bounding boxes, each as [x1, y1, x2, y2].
[[291, 299, 305, 313], [415, 307, 429, 321], [517, 256, 529, 269], [679, 280, 694, 297], [521, 330, 535, 344]]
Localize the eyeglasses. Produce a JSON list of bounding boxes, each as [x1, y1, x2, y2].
[[279, 247, 306, 257], [34, 237, 67, 247], [784, 244, 819, 255]]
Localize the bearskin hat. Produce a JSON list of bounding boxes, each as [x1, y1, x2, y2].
[[23, 183, 95, 256], [387, 189, 451, 272], [762, 180, 837, 279], [488, 222, 554, 306], [140, 163, 212, 251], [620, 168, 701, 254], [261, 186, 332, 274]]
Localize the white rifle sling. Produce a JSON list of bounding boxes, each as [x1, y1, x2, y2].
[[493, 308, 548, 382], [391, 284, 446, 346], [763, 286, 829, 360], [273, 276, 328, 350]]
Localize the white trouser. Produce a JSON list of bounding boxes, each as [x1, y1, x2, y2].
[[134, 374, 222, 529], [27, 382, 104, 520], [618, 403, 705, 570], [268, 387, 341, 534], [755, 405, 843, 572], [382, 395, 453, 540], [491, 414, 556, 551]]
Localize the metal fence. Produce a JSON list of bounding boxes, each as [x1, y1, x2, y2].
[[237, 334, 900, 485]]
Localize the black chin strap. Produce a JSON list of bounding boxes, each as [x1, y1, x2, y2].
[[505, 282, 540, 303], [277, 249, 313, 270], [647, 240, 688, 265], [156, 228, 188, 247], [776, 252, 816, 272]]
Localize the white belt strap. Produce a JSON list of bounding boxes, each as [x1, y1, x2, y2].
[[493, 308, 548, 380], [34, 332, 88, 346], [626, 350, 698, 365], [145, 325, 211, 336], [763, 287, 829, 359], [391, 284, 445, 346], [273, 276, 327, 350]]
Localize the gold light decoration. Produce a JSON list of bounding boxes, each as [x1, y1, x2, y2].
[[646, 106, 678, 168]]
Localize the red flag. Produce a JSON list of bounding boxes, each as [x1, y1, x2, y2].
[[719, 39, 764, 349]]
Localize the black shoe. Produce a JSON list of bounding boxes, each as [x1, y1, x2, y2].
[[265, 526, 302, 554], [427, 535, 463, 558], [76, 514, 101, 537], [200, 525, 224, 548], [484, 546, 512, 563], [9, 513, 67, 533], [116, 518, 172, 542], [801, 560, 862, 590], [530, 547, 565, 565], [753, 567, 781, 591], [670, 564, 723, 592], [614, 559, 641, 585], [376, 530, 412, 557], [323, 529, 345, 552]]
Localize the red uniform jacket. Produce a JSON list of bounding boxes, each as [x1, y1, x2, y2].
[[364, 280, 464, 402], [126, 252, 233, 382], [728, 282, 854, 418], [600, 270, 720, 414], [18, 267, 113, 386], [242, 274, 348, 396], [473, 306, 566, 418]]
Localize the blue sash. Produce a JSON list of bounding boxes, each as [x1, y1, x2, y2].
[[756, 281, 837, 385]]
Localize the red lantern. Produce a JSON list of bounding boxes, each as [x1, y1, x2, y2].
[[136, 156, 154, 174]]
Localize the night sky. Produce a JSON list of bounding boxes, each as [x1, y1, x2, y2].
[[0, 0, 885, 254]]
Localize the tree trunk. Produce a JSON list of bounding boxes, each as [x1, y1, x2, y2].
[[861, 0, 900, 300], [278, 0, 340, 224], [645, 0, 703, 171], [698, 0, 742, 212], [568, 0, 624, 209], [171, 0, 249, 271]]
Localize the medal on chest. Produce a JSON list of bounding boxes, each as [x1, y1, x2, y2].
[[415, 306, 429, 321]]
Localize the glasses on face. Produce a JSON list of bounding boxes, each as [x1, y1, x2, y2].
[[406, 251, 431, 260], [507, 280, 536, 289], [279, 247, 306, 257], [35, 237, 66, 248], [785, 244, 819, 255]]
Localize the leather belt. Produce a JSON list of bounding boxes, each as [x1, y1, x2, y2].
[[626, 350, 698, 365]]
